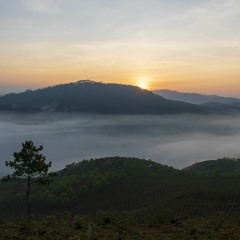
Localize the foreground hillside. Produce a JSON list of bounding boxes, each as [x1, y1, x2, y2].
[[2, 157, 240, 239], [0, 80, 205, 114], [0, 157, 179, 216], [2, 157, 240, 217]]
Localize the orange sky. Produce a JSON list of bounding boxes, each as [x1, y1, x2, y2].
[[1, 1, 240, 96]]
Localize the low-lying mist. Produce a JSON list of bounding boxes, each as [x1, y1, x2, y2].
[[1, 112, 240, 176]]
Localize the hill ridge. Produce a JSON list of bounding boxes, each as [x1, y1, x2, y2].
[[0, 80, 205, 114], [183, 157, 240, 176], [153, 89, 240, 105]]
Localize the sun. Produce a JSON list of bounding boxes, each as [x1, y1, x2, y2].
[[137, 77, 149, 89], [139, 82, 147, 89]]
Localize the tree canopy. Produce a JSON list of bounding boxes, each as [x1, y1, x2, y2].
[[2, 140, 56, 217]]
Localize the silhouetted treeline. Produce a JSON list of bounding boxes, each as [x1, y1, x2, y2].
[[0, 81, 205, 114]]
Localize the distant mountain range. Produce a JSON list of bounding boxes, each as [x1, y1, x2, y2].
[[201, 101, 240, 112], [153, 89, 240, 105], [0, 80, 205, 114]]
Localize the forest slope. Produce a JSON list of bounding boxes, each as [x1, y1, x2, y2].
[[2, 157, 240, 220], [0, 81, 206, 114]]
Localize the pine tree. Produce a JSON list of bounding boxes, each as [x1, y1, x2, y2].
[[2, 140, 56, 218]]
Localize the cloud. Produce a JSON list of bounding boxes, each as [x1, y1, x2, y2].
[[189, 0, 240, 24], [22, 0, 60, 14]]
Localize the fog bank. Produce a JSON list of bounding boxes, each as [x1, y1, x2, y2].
[[1, 113, 240, 175]]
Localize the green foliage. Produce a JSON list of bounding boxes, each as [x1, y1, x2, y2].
[[183, 157, 240, 177], [2, 140, 55, 184], [31, 157, 179, 210], [2, 157, 240, 238], [3, 156, 240, 222], [1, 140, 56, 217]]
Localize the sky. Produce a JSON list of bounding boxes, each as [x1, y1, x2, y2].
[[0, 0, 240, 96]]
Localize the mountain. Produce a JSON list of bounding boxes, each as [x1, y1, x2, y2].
[[183, 157, 240, 176], [201, 101, 240, 113], [153, 89, 240, 105], [0, 80, 205, 114]]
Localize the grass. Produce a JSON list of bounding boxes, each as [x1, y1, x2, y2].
[[1, 213, 240, 240]]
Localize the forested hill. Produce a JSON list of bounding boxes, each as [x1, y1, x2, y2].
[[183, 157, 240, 176], [2, 156, 240, 218], [59, 156, 178, 177], [0, 80, 205, 114], [0, 157, 179, 215]]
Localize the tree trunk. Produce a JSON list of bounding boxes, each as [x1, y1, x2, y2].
[[27, 176, 31, 220]]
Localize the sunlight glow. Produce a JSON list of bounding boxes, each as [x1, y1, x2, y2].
[[137, 77, 149, 89], [139, 82, 147, 89]]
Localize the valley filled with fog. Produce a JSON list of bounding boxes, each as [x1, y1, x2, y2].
[[1, 113, 240, 176]]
